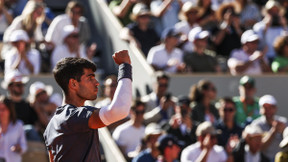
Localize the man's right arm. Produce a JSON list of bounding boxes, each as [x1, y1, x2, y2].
[[88, 50, 132, 129]]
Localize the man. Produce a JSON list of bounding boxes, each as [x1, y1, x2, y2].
[[147, 27, 185, 73], [232, 124, 270, 162], [183, 26, 221, 73], [228, 29, 271, 75], [112, 99, 146, 160], [43, 50, 132, 161], [215, 97, 243, 147], [251, 94, 288, 162], [181, 121, 231, 162], [156, 134, 181, 162], [233, 75, 261, 127], [1, 71, 45, 141]]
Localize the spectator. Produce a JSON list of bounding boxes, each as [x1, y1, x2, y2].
[[5, 29, 41, 75], [109, 0, 137, 26], [132, 123, 163, 162], [180, 121, 230, 162], [0, 96, 27, 162], [211, 2, 243, 59], [150, 0, 182, 37], [275, 127, 288, 162], [253, 0, 288, 63], [2, 0, 45, 60], [174, 1, 200, 53], [189, 80, 219, 124], [156, 134, 181, 162], [163, 95, 197, 147], [45, 1, 92, 49], [228, 29, 271, 75], [1, 71, 44, 141], [27, 81, 62, 133], [232, 124, 270, 162], [233, 75, 261, 127], [271, 35, 288, 73], [120, 3, 159, 57], [95, 75, 117, 108], [235, 0, 262, 30], [112, 99, 146, 161], [184, 27, 221, 73], [196, 0, 218, 32], [141, 71, 170, 113], [147, 27, 185, 73], [215, 97, 243, 148], [250, 94, 288, 162], [0, 0, 13, 41], [50, 25, 93, 71]]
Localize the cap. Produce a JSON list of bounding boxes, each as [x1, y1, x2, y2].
[[9, 30, 29, 42], [62, 25, 79, 41], [196, 121, 218, 136], [1, 71, 29, 89], [259, 95, 277, 107], [188, 27, 209, 42], [130, 3, 151, 20], [280, 127, 288, 148], [244, 124, 263, 136], [265, 0, 281, 10], [241, 30, 259, 44], [29, 81, 53, 97], [161, 27, 181, 40], [157, 134, 180, 153], [239, 75, 255, 86], [145, 123, 163, 136], [177, 95, 191, 106]]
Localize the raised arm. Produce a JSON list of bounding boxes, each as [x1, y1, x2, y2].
[[88, 50, 132, 129]]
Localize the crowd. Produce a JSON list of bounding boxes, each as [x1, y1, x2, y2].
[[0, 0, 288, 162]]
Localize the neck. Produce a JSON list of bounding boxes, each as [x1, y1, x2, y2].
[[224, 119, 234, 129], [195, 47, 204, 54], [240, 96, 254, 105], [202, 97, 210, 108], [64, 95, 85, 107], [165, 44, 174, 53], [139, 24, 148, 31], [9, 95, 22, 102]]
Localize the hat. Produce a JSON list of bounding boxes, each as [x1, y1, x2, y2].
[[259, 95, 277, 107], [179, 2, 200, 20], [9, 30, 29, 42], [280, 127, 288, 148], [62, 25, 79, 41], [29, 81, 53, 97], [157, 134, 180, 153], [145, 123, 163, 136], [265, 0, 281, 10], [177, 95, 191, 106], [130, 3, 151, 20], [244, 124, 263, 136], [196, 121, 218, 136], [1, 71, 29, 89], [161, 27, 181, 40], [241, 30, 259, 44], [239, 75, 255, 86], [188, 27, 209, 42]]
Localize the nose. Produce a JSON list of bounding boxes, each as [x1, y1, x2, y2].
[[95, 79, 100, 86]]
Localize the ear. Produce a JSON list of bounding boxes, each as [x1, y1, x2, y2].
[[68, 79, 78, 90]]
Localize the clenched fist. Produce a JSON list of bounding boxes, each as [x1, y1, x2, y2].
[[112, 50, 131, 65]]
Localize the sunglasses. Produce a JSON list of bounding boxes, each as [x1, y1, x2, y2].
[[135, 110, 145, 115], [9, 83, 24, 87], [159, 83, 169, 88], [69, 34, 79, 38], [223, 107, 235, 112]]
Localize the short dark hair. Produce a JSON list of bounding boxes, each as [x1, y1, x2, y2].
[[53, 57, 96, 95], [131, 99, 146, 112], [218, 97, 236, 108]]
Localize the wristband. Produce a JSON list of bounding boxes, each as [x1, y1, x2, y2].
[[118, 63, 132, 81]]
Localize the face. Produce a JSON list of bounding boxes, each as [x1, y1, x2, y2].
[[239, 83, 255, 98], [104, 78, 117, 99], [220, 102, 236, 121], [245, 40, 259, 53], [167, 144, 181, 159], [35, 90, 49, 103], [14, 41, 27, 53], [155, 78, 169, 97], [132, 104, 145, 122], [70, 7, 83, 22], [76, 68, 99, 100], [186, 9, 199, 22], [261, 103, 277, 119], [8, 82, 25, 97], [32, 7, 43, 20], [0, 103, 9, 122], [137, 14, 151, 26], [166, 36, 179, 47], [65, 33, 79, 46], [194, 38, 208, 49], [204, 84, 217, 100]]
